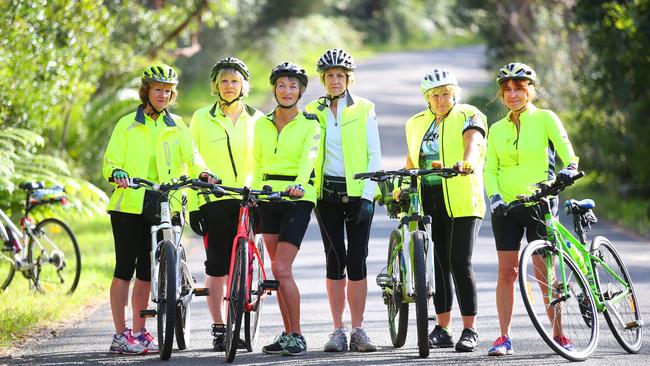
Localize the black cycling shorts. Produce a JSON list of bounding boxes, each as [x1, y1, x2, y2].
[[491, 197, 558, 251], [110, 211, 151, 281], [259, 201, 314, 248], [200, 199, 240, 277]]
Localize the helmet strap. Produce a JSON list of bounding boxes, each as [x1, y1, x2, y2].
[[146, 100, 165, 117]]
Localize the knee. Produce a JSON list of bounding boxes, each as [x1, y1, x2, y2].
[[271, 260, 292, 280], [498, 266, 519, 283]]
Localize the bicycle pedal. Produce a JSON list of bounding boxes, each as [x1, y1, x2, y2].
[[376, 273, 393, 288], [193, 287, 210, 296], [625, 320, 644, 330], [260, 280, 279, 291], [140, 309, 157, 318], [428, 315, 437, 321]]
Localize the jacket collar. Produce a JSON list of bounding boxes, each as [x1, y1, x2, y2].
[[316, 91, 354, 112], [209, 101, 256, 118], [135, 105, 176, 127]]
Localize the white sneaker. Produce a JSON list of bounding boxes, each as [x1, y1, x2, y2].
[[109, 329, 147, 355], [133, 328, 158, 353]]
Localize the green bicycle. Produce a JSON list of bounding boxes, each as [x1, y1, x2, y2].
[[355, 167, 458, 358], [500, 172, 643, 361]]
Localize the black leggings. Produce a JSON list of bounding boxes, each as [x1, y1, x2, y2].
[[110, 211, 151, 281], [422, 184, 481, 316], [315, 199, 373, 281]]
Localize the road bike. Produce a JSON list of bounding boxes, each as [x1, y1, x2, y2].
[[499, 172, 643, 361], [112, 176, 212, 360], [206, 184, 286, 362], [355, 168, 458, 358], [0, 182, 80, 295]]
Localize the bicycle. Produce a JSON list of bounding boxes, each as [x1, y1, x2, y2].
[[0, 182, 81, 295], [205, 184, 286, 362], [111, 176, 212, 360], [499, 172, 643, 361], [355, 168, 458, 358]]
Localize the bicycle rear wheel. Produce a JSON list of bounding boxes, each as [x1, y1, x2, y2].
[[157, 240, 177, 360], [412, 231, 430, 358], [225, 238, 246, 363], [244, 234, 265, 351], [28, 218, 81, 295], [0, 245, 16, 291], [386, 229, 408, 348], [175, 245, 191, 350], [590, 236, 642, 353], [519, 240, 599, 361]]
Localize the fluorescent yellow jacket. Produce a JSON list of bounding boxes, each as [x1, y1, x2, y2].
[[187, 102, 264, 211], [405, 103, 487, 218], [306, 94, 379, 200], [102, 106, 206, 214], [484, 104, 579, 203], [252, 111, 321, 204]]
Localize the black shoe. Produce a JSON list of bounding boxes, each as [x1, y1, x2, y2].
[[212, 324, 225, 352], [455, 328, 479, 352], [262, 332, 290, 354], [281, 333, 307, 356], [428, 325, 454, 348]]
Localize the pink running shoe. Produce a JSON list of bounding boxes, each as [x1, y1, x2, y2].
[[134, 328, 159, 353], [553, 335, 576, 352], [109, 329, 147, 355]]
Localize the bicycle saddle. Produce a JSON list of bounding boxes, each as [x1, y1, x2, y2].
[[565, 199, 595, 210], [19, 182, 44, 191]]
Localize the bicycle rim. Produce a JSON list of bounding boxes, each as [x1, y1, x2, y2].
[[175, 245, 191, 350], [386, 229, 408, 348], [157, 240, 176, 360], [244, 234, 265, 351], [591, 236, 642, 353], [28, 218, 81, 295], [519, 240, 599, 361], [412, 231, 430, 358], [0, 246, 16, 291], [225, 238, 246, 363]]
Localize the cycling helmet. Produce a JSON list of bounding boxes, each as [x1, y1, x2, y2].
[[496, 62, 538, 85], [317, 48, 356, 73], [142, 63, 178, 85], [420, 68, 457, 94], [269, 62, 308, 88], [210, 57, 250, 81]]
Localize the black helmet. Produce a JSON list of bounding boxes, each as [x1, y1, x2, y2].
[[211, 57, 250, 81], [269, 62, 308, 88], [317, 48, 356, 73]]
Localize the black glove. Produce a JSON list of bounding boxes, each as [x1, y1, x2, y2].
[[490, 194, 508, 216], [189, 210, 206, 236], [348, 198, 374, 224], [557, 165, 579, 185]]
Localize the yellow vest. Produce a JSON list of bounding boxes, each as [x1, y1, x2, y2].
[[187, 102, 264, 211], [405, 104, 487, 218], [102, 107, 206, 214], [305, 94, 375, 198]]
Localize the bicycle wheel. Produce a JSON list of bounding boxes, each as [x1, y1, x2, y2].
[[590, 236, 642, 353], [412, 231, 430, 358], [386, 229, 408, 348], [157, 240, 177, 360], [225, 238, 246, 363], [28, 218, 81, 295], [244, 234, 264, 351], [175, 245, 191, 350], [519, 240, 599, 361], [0, 245, 16, 291]]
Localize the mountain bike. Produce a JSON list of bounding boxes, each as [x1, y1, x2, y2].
[[355, 168, 458, 358], [0, 182, 80, 295], [499, 172, 643, 361], [111, 176, 212, 360], [206, 184, 286, 362]]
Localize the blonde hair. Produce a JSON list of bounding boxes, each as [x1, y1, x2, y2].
[[497, 79, 537, 105], [424, 84, 461, 102], [211, 68, 250, 99], [139, 81, 177, 106]]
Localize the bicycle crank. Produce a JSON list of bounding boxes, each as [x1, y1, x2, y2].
[[192, 287, 210, 296]]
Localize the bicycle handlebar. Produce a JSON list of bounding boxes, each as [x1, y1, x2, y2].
[[354, 167, 459, 181], [500, 171, 585, 215], [212, 184, 291, 202]]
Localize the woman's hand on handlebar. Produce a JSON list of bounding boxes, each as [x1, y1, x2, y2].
[[111, 169, 130, 189], [453, 160, 474, 175], [199, 172, 220, 185], [286, 184, 305, 198]]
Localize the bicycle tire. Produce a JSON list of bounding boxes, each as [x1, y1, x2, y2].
[[412, 231, 430, 358], [244, 234, 265, 351], [175, 245, 191, 350], [28, 218, 81, 295], [225, 238, 246, 363], [386, 229, 408, 348], [590, 236, 642, 353], [0, 245, 16, 291], [519, 240, 599, 361], [157, 240, 177, 360]]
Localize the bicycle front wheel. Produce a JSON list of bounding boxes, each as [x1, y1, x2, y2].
[[386, 229, 408, 348], [412, 231, 430, 358], [157, 240, 177, 360], [244, 234, 265, 351], [175, 245, 191, 350], [590, 236, 642, 353], [519, 240, 599, 361], [225, 238, 246, 363], [0, 245, 16, 291], [28, 218, 81, 295]]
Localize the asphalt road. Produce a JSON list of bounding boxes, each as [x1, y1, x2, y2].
[[4, 45, 649, 365]]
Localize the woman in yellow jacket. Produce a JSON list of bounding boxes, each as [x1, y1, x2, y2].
[[186, 57, 264, 351], [402, 68, 487, 352], [255, 62, 320, 357], [102, 64, 211, 355]]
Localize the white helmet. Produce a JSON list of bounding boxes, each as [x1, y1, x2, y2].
[[421, 68, 457, 94]]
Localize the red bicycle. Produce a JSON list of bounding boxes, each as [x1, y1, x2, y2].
[[208, 184, 287, 362]]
